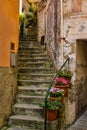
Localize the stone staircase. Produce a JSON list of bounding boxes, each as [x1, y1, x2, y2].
[[6, 31, 59, 130]]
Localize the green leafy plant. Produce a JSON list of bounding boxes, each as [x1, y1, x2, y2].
[[58, 69, 73, 78], [39, 99, 63, 110], [26, 3, 37, 27]]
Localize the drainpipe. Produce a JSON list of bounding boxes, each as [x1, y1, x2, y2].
[[60, 0, 64, 63]]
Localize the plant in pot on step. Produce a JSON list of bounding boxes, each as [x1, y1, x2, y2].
[[54, 77, 69, 96], [39, 98, 63, 121], [49, 87, 64, 102], [58, 69, 73, 83]]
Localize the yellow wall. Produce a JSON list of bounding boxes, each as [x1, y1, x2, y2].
[[0, 0, 19, 66]]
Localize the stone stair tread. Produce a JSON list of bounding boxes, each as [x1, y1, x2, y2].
[[18, 79, 51, 83], [17, 94, 44, 99], [6, 126, 28, 130], [18, 86, 47, 90], [18, 73, 55, 76], [18, 67, 54, 70], [18, 61, 44, 64], [19, 44, 41, 50], [18, 57, 49, 60], [18, 54, 48, 57], [7, 127, 37, 130], [13, 103, 40, 109], [10, 115, 43, 122]]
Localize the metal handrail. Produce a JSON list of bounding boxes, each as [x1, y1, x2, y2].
[[44, 56, 70, 130]]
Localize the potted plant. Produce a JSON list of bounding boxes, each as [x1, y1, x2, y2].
[[54, 77, 69, 96], [54, 77, 68, 86], [58, 69, 73, 82], [39, 99, 62, 121], [49, 87, 64, 101]]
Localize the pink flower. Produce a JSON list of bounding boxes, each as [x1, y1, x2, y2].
[[54, 77, 68, 85]]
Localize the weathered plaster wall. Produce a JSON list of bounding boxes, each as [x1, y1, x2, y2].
[[62, 0, 87, 128], [0, 67, 17, 128], [38, 0, 87, 129], [22, 0, 29, 12], [38, 0, 61, 70], [0, 0, 19, 127], [38, 8, 45, 42]]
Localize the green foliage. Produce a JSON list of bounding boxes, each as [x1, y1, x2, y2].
[[58, 69, 73, 78], [19, 13, 26, 26], [26, 3, 37, 27], [39, 99, 63, 110]]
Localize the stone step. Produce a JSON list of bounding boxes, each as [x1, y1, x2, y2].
[[19, 41, 36, 44], [19, 41, 38, 45], [18, 53, 49, 58], [19, 39, 37, 42], [18, 57, 50, 62], [16, 95, 45, 104], [18, 73, 55, 80], [17, 61, 53, 68], [18, 86, 47, 96], [4, 126, 29, 130], [18, 79, 51, 86], [9, 115, 58, 130], [18, 50, 44, 54], [9, 115, 43, 130], [13, 103, 43, 118], [19, 44, 42, 51], [25, 35, 37, 38], [19, 38, 37, 41], [18, 48, 44, 51], [18, 61, 44, 67], [17, 61, 47, 67], [18, 67, 55, 74], [20, 33, 37, 37]]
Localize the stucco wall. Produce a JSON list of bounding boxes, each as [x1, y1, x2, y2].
[[0, 67, 17, 128], [0, 0, 19, 128], [0, 0, 19, 67]]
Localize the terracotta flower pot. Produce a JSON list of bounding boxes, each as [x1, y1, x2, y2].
[[44, 109, 58, 121], [50, 96, 63, 103], [54, 85, 68, 97], [50, 97, 57, 101]]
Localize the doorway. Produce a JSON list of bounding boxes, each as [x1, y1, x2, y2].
[[76, 40, 87, 116]]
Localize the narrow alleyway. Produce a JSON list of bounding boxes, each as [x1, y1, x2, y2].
[[1, 27, 58, 130]]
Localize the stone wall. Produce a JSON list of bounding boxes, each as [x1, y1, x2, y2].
[[22, 0, 29, 12], [62, 0, 87, 128], [38, 0, 87, 129], [38, 0, 61, 70], [0, 67, 17, 128]]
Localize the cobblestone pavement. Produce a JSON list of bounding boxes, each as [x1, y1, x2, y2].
[[66, 111, 87, 130]]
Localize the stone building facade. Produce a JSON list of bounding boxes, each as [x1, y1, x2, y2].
[[0, 0, 19, 128], [38, 0, 87, 129]]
